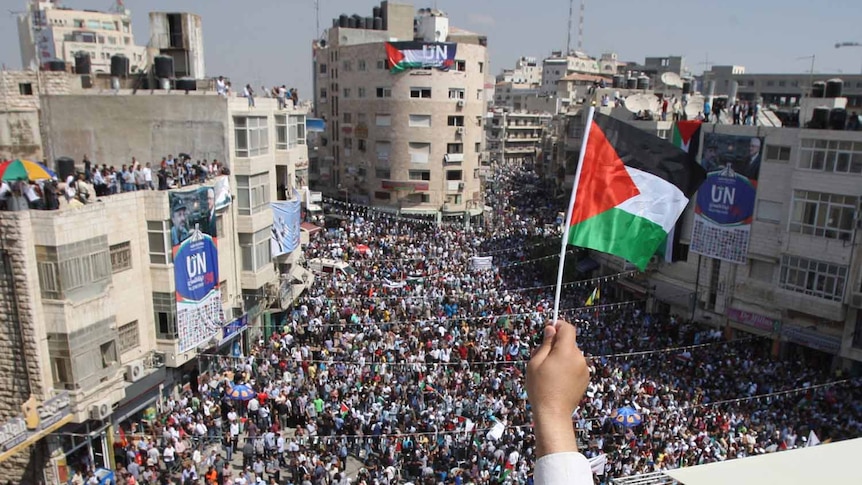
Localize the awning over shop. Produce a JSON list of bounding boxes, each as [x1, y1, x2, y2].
[[651, 278, 694, 310], [576, 257, 599, 273], [300, 222, 323, 235]]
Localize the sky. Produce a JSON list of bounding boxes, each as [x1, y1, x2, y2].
[[1, 0, 861, 96]]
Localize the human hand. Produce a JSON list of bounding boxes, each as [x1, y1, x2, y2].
[[526, 320, 590, 457]]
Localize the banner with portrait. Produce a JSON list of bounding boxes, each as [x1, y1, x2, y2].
[[169, 187, 225, 352], [271, 197, 302, 257], [690, 133, 763, 264]]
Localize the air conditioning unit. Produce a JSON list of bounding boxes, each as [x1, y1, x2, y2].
[[89, 401, 112, 421], [457, 100, 465, 107], [851, 293, 862, 309], [124, 360, 145, 383], [456, 127, 465, 135]]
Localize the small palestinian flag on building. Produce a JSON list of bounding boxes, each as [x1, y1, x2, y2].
[[656, 120, 703, 262], [565, 113, 706, 271]]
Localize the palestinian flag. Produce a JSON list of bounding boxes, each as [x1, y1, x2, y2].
[[340, 403, 349, 417], [657, 120, 703, 262], [585, 286, 600, 306], [565, 113, 706, 271]]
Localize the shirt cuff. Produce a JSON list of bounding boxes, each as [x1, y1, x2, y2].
[[535, 452, 592, 485]]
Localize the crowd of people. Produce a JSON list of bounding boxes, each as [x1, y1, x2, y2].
[[0, 154, 226, 212], [96, 168, 860, 485]]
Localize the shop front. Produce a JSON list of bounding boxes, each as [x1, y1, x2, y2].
[[781, 324, 843, 368], [109, 365, 167, 468], [199, 314, 249, 381], [0, 392, 73, 484]]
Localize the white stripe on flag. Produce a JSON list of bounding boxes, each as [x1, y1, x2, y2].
[[616, 167, 689, 233]]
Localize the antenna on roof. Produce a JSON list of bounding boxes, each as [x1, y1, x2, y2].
[[578, 0, 585, 51], [566, 0, 573, 55]]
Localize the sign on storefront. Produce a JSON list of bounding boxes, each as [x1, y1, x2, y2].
[[0, 392, 73, 461]]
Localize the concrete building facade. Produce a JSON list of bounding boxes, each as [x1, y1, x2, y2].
[[0, 90, 311, 482], [148, 12, 206, 79], [487, 110, 552, 168], [311, 2, 488, 218], [17, 0, 148, 73]]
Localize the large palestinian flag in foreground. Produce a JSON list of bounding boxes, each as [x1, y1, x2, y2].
[[566, 114, 706, 270]]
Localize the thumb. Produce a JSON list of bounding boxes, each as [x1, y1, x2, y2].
[[531, 324, 556, 362]]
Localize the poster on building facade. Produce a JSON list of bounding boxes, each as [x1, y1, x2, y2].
[[385, 42, 457, 72], [170, 187, 224, 352], [689, 133, 763, 264], [271, 197, 302, 258]]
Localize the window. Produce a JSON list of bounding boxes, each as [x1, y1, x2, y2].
[[320, 88, 328, 101], [475, 142, 482, 153], [216, 215, 225, 238], [477, 89, 483, 100], [799, 139, 862, 174], [153, 292, 177, 340], [239, 227, 272, 272], [118, 321, 140, 353], [748, 260, 775, 283], [36, 243, 112, 301], [147, 221, 170, 264], [478, 62, 484, 73], [756, 200, 783, 223], [410, 87, 432, 98], [100, 341, 117, 368], [778, 81, 786, 87], [374, 191, 391, 200], [376, 87, 392, 98], [765, 145, 791, 162], [409, 142, 431, 164], [377, 60, 388, 70], [409, 170, 431, 181], [448, 88, 465, 99], [342, 60, 352, 71], [779, 255, 847, 302], [376, 141, 391, 160], [344, 138, 353, 150], [789, 190, 857, 240], [358, 139, 366, 152], [358, 87, 366, 98], [409, 114, 432, 128], [343, 112, 353, 123], [657, 129, 669, 140], [289, 115, 306, 148], [446, 170, 463, 181], [319, 63, 328, 74], [343, 88, 351, 98], [275, 115, 288, 149], [375, 114, 391, 126], [447, 116, 465, 126], [445, 194, 462, 204], [454, 60, 466, 71], [236, 173, 271, 216], [109, 242, 132, 273], [447, 143, 463, 154], [407, 193, 430, 204], [18, 83, 33, 95], [375, 168, 391, 179], [358, 60, 367, 71], [234, 116, 269, 157]]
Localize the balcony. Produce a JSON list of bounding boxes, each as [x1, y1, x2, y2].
[[444, 153, 465, 164], [774, 288, 845, 323], [446, 181, 464, 192]]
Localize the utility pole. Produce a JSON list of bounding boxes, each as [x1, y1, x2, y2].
[[578, 0, 585, 51], [566, 0, 573, 55], [315, 0, 320, 39], [835, 41, 862, 74]]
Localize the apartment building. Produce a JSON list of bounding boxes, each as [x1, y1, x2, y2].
[[487, 110, 552, 168], [17, 0, 148, 73], [539, 51, 624, 95], [311, 2, 488, 220], [0, 86, 311, 483]]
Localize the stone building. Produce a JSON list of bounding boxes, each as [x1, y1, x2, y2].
[[310, 1, 488, 220], [0, 86, 312, 482]]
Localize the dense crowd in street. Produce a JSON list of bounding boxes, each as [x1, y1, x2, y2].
[[98, 168, 861, 485]]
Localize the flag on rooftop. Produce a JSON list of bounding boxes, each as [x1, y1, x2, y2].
[[565, 113, 706, 271]]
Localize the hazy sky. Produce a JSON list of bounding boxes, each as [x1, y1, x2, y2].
[[2, 0, 861, 96]]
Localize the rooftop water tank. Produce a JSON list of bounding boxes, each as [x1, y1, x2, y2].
[[626, 77, 637, 90], [74, 52, 91, 75], [810, 106, 830, 129], [154, 55, 175, 79], [811, 81, 826, 98], [338, 14, 348, 27], [637, 76, 650, 90], [110, 54, 129, 78], [825, 79, 843, 98], [612, 74, 625, 88], [373, 17, 383, 30], [829, 108, 847, 130]]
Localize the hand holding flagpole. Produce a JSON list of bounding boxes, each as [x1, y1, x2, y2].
[[552, 107, 596, 327]]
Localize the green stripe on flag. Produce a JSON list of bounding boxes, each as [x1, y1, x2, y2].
[[568, 208, 667, 270]]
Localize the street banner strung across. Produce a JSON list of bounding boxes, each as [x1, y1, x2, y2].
[[169, 185, 226, 352], [689, 133, 763, 264], [385, 41, 457, 73]]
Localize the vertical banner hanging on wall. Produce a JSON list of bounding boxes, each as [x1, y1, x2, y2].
[[169, 186, 225, 352], [689, 133, 763, 264]]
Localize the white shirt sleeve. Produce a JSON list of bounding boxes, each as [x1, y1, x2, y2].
[[534, 452, 592, 485]]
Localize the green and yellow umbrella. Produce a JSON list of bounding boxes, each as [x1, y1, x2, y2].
[[0, 159, 57, 182]]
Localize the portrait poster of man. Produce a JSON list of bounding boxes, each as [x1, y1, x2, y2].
[[701, 133, 763, 181]]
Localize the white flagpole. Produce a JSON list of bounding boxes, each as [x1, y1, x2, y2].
[[552, 106, 596, 326]]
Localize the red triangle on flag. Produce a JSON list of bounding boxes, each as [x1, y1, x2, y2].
[[570, 122, 640, 226], [675, 120, 702, 145], [385, 43, 405, 65]]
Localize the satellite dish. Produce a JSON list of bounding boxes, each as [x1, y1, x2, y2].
[[684, 95, 705, 118], [623, 93, 660, 114], [661, 72, 683, 88]]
